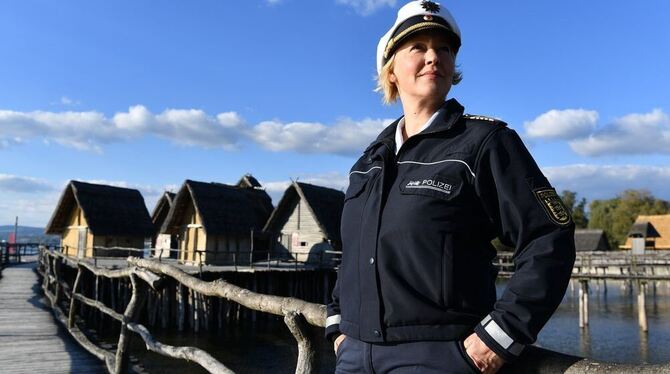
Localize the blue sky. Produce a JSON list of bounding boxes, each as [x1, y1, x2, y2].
[[1, 0, 669, 226]]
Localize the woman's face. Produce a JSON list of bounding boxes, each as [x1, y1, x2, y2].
[[390, 31, 455, 105]]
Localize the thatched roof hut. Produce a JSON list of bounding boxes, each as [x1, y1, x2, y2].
[[621, 215, 669, 250], [161, 178, 273, 265], [264, 182, 344, 263], [574, 229, 610, 252], [162, 179, 273, 236], [45, 180, 154, 258]]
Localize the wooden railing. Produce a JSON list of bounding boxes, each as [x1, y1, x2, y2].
[[37, 246, 325, 373], [1, 242, 41, 267], [60, 245, 342, 272], [37, 247, 670, 373]]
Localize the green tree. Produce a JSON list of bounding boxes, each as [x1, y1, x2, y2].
[[588, 189, 670, 249], [560, 190, 589, 228]]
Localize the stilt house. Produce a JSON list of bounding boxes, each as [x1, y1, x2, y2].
[[263, 182, 344, 264], [160, 178, 273, 265], [45, 180, 155, 258], [152, 191, 177, 258]]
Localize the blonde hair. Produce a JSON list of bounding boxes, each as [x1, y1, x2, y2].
[[376, 55, 463, 105]]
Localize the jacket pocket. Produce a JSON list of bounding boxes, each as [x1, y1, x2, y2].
[[457, 340, 481, 373], [345, 165, 381, 201]]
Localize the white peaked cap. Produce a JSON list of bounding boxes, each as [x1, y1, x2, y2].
[[376, 1, 461, 74]]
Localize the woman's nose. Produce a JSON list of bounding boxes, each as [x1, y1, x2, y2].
[[425, 48, 440, 65]]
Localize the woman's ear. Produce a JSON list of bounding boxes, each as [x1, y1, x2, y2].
[[389, 72, 397, 83]]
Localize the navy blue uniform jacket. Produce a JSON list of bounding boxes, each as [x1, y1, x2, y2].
[[326, 99, 576, 362]]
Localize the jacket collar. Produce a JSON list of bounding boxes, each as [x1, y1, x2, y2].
[[365, 98, 465, 153]]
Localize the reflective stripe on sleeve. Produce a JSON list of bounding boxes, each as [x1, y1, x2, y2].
[[480, 314, 525, 356], [326, 314, 341, 328]]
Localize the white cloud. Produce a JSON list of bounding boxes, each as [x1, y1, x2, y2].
[[524, 109, 598, 140], [0, 106, 388, 156], [335, 0, 396, 15], [0, 174, 55, 193], [59, 96, 81, 106], [543, 164, 670, 201], [249, 117, 392, 155], [0, 193, 62, 227], [569, 109, 670, 156]]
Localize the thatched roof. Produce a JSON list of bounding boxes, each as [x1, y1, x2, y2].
[[621, 215, 670, 249], [263, 182, 344, 242], [161, 178, 273, 235], [628, 222, 661, 238], [45, 180, 154, 237], [574, 229, 610, 252], [151, 191, 176, 229], [236, 174, 262, 188]]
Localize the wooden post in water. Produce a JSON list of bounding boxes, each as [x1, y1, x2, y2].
[[218, 298, 223, 330], [192, 288, 199, 333], [638, 281, 648, 332], [578, 280, 589, 328], [177, 283, 185, 332], [161, 287, 169, 329]]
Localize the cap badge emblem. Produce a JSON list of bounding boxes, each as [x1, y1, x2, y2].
[[420, 1, 440, 13], [423, 15, 433, 21]]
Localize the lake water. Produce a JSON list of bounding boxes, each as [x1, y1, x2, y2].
[[125, 279, 670, 372]]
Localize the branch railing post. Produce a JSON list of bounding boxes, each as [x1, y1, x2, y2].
[[114, 273, 144, 374], [69, 265, 84, 329], [284, 312, 317, 374], [53, 255, 61, 305]]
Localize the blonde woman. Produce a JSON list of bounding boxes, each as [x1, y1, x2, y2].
[[326, 1, 576, 373]]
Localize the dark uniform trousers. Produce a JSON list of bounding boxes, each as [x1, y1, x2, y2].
[[336, 336, 480, 374]]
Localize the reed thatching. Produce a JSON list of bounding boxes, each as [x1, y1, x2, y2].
[[45, 180, 154, 237], [574, 229, 610, 252], [151, 191, 176, 231], [161, 178, 273, 235]]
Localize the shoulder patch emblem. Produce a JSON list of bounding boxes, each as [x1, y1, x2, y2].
[[533, 188, 571, 226]]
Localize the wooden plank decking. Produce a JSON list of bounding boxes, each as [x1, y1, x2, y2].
[[0, 261, 105, 373]]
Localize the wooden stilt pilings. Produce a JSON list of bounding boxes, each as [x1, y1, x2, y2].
[[579, 280, 589, 328], [638, 281, 648, 332]]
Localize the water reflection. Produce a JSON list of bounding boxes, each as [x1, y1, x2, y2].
[[523, 279, 670, 364]]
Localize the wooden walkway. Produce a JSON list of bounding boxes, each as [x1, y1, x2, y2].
[[0, 261, 105, 373]]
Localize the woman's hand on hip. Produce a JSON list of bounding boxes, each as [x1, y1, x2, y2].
[[464, 333, 505, 374], [334, 334, 346, 355]]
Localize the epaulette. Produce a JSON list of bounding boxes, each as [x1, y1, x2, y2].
[[463, 114, 507, 126]]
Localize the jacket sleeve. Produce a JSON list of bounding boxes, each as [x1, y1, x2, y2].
[[472, 127, 576, 362], [325, 273, 342, 342]]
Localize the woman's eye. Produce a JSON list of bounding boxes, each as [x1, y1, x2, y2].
[[410, 44, 425, 51]]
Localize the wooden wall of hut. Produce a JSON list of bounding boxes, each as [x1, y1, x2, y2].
[[273, 199, 333, 263], [60, 206, 146, 258], [176, 202, 205, 264], [61, 206, 93, 257]]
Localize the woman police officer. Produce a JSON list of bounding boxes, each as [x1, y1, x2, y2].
[[326, 1, 576, 373]]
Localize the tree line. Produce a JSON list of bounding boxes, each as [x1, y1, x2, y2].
[[561, 189, 670, 250], [492, 189, 670, 252]]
